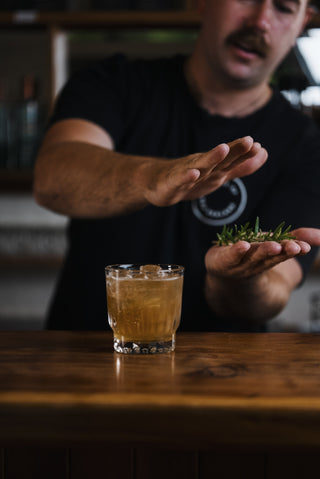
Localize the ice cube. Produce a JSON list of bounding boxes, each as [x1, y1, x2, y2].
[[140, 264, 162, 279], [140, 265, 162, 273]]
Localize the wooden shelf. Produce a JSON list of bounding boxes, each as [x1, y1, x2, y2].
[[0, 10, 201, 29], [0, 255, 63, 270], [0, 10, 319, 29]]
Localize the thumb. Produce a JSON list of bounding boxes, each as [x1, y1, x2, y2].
[[205, 241, 251, 273]]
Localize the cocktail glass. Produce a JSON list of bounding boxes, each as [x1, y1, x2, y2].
[[105, 264, 184, 354]]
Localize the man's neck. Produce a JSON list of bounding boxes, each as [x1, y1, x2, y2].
[[184, 53, 273, 118]]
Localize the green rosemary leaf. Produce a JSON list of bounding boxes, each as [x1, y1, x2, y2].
[[214, 217, 296, 246], [272, 221, 285, 239], [254, 217, 260, 234], [242, 222, 250, 233]]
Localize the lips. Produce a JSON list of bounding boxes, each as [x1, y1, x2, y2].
[[232, 39, 261, 56], [227, 30, 269, 58]]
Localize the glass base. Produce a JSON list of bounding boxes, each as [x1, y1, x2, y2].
[[114, 336, 175, 354]]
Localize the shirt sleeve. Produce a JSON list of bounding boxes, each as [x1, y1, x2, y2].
[[49, 54, 129, 146]]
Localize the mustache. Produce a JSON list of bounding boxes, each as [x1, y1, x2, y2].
[[226, 29, 269, 58]]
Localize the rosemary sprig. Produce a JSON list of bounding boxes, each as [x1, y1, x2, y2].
[[215, 217, 296, 246]]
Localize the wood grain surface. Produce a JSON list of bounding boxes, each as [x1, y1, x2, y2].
[[1, 331, 320, 449]]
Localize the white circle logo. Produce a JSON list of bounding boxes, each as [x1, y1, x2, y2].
[[191, 179, 247, 226]]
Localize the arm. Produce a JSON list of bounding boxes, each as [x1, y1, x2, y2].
[[33, 119, 268, 218], [204, 228, 320, 323]]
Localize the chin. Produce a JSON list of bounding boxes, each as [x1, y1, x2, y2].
[[224, 74, 259, 89], [223, 66, 268, 89]]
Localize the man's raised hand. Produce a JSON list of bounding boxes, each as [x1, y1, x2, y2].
[[143, 136, 268, 207]]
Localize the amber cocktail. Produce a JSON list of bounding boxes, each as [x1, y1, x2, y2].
[[105, 264, 184, 354]]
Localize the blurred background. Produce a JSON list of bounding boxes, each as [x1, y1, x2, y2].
[[0, 0, 320, 332]]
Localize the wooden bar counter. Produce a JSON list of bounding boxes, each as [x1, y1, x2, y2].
[[1, 331, 320, 478]]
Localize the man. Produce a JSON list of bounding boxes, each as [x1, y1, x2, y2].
[[34, 0, 320, 331]]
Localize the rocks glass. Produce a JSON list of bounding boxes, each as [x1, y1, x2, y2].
[[105, 264, 184, 354]]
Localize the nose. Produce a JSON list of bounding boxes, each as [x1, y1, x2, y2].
[[246, 1, 272, 33]]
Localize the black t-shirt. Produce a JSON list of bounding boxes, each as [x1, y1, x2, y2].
[[47, 54, 320, 332]]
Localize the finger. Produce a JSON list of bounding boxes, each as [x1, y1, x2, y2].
[[239, 239, 308, 263], [188, 136, 253, 173], [187, 143, 230, 173], [237, 241, 282, 265], [220, 137, 258, 171], [281, 239, 310, 256], [177, 167, 201, 185], [163, 157, 204, 192], [213, 138, 258, 173], [228, 146, 268, 179], [206, 241, 280, 279], [156, 144, 231, 205], [234, 240, 309, 276], [291, 228, 320, 247], [229, 142, 263, 168], [228, 136, 254, 155], [154, 167, 200, 206]]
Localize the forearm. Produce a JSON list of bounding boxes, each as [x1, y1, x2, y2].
[[34, 141, 158, 218], [33, 124, 268, 218], [204, 262, 297, 324]]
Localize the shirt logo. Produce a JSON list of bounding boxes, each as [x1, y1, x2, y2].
[[191, 179, 248, 226]]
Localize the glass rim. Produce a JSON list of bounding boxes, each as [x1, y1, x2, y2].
[[105, 263, 184, 273]]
